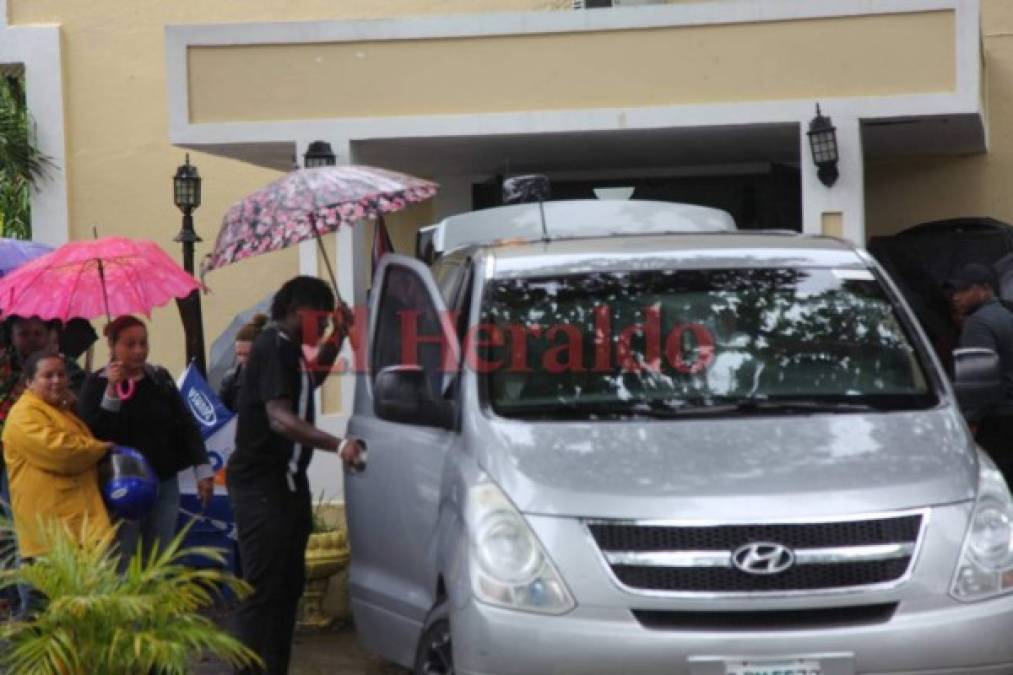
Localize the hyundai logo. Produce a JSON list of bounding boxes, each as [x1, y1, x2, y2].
[[731, 542, 795, 575]]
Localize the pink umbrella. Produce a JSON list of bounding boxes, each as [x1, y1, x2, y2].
[[201, 165, 437, 298], [0, 237, 200, 323]]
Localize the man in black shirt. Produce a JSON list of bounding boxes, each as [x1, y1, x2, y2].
[[227, 276, 362, 675], [946, 262, 1013, 474]]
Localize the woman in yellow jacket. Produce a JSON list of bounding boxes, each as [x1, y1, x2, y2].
[[2, 350, 112, 560]]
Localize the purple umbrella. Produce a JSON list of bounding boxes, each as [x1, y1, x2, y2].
[[0, 238, 52, 277]]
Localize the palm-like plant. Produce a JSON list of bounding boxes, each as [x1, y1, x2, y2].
[[0, 517, 262, 675], [0, 73, 49, 239]]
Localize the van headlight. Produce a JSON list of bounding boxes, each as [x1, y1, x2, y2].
[[467, 478, 575, 615], [951, 459, 1013, 601]]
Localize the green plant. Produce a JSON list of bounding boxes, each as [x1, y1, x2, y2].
[[311, 490, 335, 533], [0, 73, 51, 239], [0, 517, 262, 675]]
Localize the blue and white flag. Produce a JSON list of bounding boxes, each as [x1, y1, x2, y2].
[[179, 363, 235, 439], [177, 364, 237, 519], [172, 365, 240, 562]]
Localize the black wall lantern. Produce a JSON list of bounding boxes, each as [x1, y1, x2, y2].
[[303, 140, 336, 168], [807, 104, 839, 187]]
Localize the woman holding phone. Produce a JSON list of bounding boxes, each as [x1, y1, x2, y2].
[[77, 316, 213, 561]]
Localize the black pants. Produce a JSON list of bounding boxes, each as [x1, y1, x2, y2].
[[976, 413, 1013, 480], [228, 476, 312, 675]]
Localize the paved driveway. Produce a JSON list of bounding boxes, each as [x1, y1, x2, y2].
[[193, 625, 406, 674]]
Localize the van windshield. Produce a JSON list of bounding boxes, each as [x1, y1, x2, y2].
[[480, 267, 937, 420]]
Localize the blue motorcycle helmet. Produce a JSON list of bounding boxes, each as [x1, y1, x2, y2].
[[99, 445, 158, 521]]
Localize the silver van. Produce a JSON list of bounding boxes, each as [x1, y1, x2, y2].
[[345, 199, 1013, 675]]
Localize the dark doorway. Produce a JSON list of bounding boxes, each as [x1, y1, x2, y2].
[[472, 165, 802, 231]]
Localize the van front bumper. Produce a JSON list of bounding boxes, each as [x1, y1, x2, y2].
[[452, 595, 1013, 675]]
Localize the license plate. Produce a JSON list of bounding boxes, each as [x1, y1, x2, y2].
[[725, 660, 822, 675]]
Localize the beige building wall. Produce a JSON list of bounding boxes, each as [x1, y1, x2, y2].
[[5, 0, 568, 373], [187, 11, 955, 123], [865, 0, 1012, 238]]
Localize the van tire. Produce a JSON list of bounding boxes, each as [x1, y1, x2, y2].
[[413, 599, 453, 675]]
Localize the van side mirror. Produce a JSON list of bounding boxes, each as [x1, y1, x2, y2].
[[953, 347, 1002, 419], [374, 365, 455, 430], [416, 224, 438, 264]]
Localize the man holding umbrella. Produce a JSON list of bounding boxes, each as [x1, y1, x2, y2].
[[196, 162, 431, 673], [227, 275, 363, 675]]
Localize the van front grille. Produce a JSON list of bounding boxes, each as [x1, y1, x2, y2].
[[587, 513, 923, 595], [589, 516, 922, 552], [632, 603, 898, 631], [614, 558, 911, 592]]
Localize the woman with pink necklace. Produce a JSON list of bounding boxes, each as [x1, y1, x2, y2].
[[77, 316, 213, 562]]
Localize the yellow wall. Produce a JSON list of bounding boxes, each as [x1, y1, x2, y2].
[[188, 11, 955, 123], [6, 0, 567, 373], [865, 0, 1013, 239]]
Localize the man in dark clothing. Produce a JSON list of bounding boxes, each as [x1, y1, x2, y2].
[[946, 262, 1013, 474], [227, 276, 362, 675]]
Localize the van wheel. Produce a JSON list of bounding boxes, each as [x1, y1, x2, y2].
[[414, 600, 453, 675]]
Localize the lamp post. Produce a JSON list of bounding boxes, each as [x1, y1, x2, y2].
[[807, 104, 840, 188], [303, 140, 336, 168], [173, 154, 207, 375]]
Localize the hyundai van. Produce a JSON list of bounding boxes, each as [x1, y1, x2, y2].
[[344, 199, 1013, 675]]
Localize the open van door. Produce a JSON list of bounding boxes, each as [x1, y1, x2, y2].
[[344, 254, 461, 667]]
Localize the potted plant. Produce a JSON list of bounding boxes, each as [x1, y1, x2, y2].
[[299, 492, 351, 630], [0, 517, 261, 674]]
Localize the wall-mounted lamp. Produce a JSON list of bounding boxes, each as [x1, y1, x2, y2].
[[303, 140, 336, 168], [807, 104, 839, 187]]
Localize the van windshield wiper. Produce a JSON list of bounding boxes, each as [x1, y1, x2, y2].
[[643, 398, 878, 418], [496, 396, 905, 420]]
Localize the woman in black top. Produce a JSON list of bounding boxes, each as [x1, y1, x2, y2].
[[78, 316, 213, 561]]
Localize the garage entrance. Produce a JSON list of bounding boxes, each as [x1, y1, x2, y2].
[[355, 122, 804, 230], [472, 164, 802, 231]]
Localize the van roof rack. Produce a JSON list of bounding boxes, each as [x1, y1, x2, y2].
[[416, 200, 737, 262]]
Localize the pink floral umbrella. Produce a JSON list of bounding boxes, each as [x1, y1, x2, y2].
[[0, 237, 201, 323], [201, 165, 437, 298]]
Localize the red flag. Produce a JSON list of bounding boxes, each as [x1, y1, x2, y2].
[[372, 216, 394, 278]]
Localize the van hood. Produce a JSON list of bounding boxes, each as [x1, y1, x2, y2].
[[468, 408, 977, 520]]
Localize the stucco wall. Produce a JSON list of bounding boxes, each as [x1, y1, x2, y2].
[[187, 11, 955, 123], [6, 0, 566, 373], [865, 0, 1011, 238]]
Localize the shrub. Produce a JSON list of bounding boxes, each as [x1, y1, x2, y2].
[[0, 517, 261, 675]]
